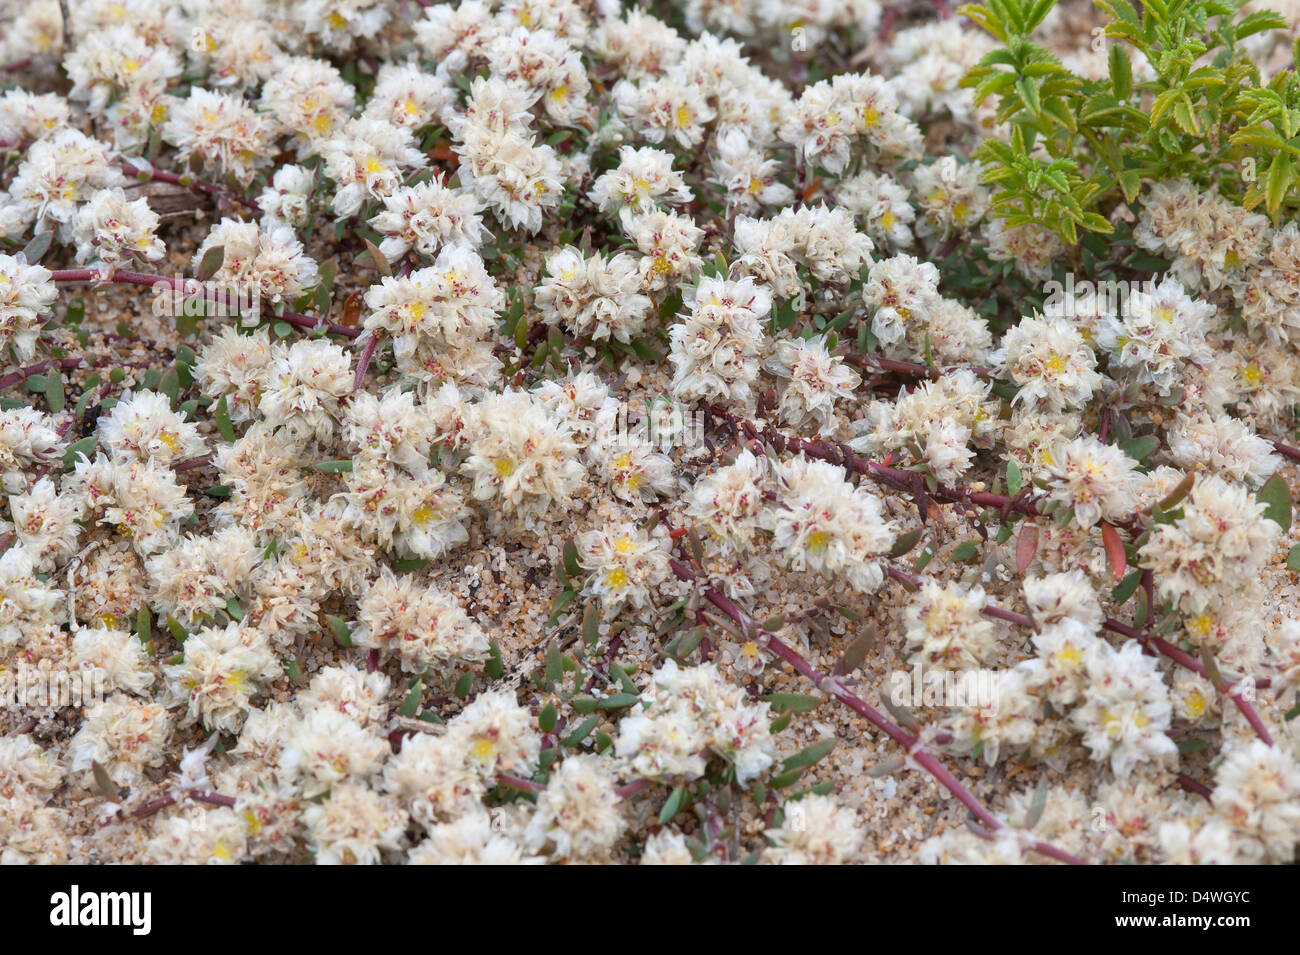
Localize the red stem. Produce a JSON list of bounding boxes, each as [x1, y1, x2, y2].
[[121, 163, 261, 214], [669, 557, 1088, 865], [49, 269, 360, 339]]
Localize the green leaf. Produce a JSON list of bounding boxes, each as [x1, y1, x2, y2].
[[62, 436, 97, 467], [782, 739, 835, 773], [563, 714, 600, 746], [22, 231, 53, 264], [398, 678, 423, 717], [327, 615, 355, 648], [215, 395, 236, 443], [135, 606, 152, 646], [538, 703, 557, 732], [1286, 544, 1300, 572], [486, 641, 504, 679], [1108, 43, 1132, 100], [1119, 434, 1159, 463], [46, 372, 65, 412], [166, 617, 188, 643], [454, 672, 473, 698], [91, 760, 118, 799], [563, 540, 582, 579], [595, 692, 640, 710], [314, 459, 354, 473], [658, 786, 686, 824], [1266, 155, 1293, 216], [360, 238, 392, 277], [196, 245, 225, 282], [1006, 459, 1023, 495], [762, 693, 823, 713], [1257, 474, 1292, 532]]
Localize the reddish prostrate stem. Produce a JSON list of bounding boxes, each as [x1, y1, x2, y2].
[[120, 163, 262, 214], [614, 778, 655, 799], [1177, 772, 1213, 800], [669, 557, 1088, 865], [709, 405, 1045, 521], [0, 356, 82, 391], [497, 774, 546, 793], [353, 333, 380, 391], [48, 269, 360, 339], [1101, 619, 1273, 744], [192, 791, 237, 808], [714, 406, 1278, 746], [844, 353, 993, 381], [1273, 439, 1300, 462]]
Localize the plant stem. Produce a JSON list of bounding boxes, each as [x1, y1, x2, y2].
[[667, 556, 1088, 865], [48, 269, 360, 339]]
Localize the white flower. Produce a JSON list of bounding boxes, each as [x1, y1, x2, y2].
[[449, 689, 542, 780], [258, 165, 315, 232], [761, 456, 896, 593], [322, 117, 428, 217], [589, 145, 692, 219], [764, 334, 861, 430], [70, 695, 172, 788], [996, 314, 1103, 412], [303, 783, 408, 865], [0, 253, 57, 361], [1212, 741, 1300, 863], [1166, 412, 1280, 486], [1070, 640, 1176, 778], [578, 522, 672, 614], [862, 254, 941, 348], [369, 178, 485, 262], [258, 56, 356, 150], [903, 579, 998, 668], [708, 127, 792, 214], [163, 621, 281, 733], [283, 708, 390, 796], [1044, 435, 1143, 528], [192, 217, 319, 306], [99, 389, 206, 465], [258, 339, 353, 442], [0, 407, 63, 493], [460, 389, 584, 523], [161, 87, 274, 185], [668, 275, 771, 406], [536, 246, 652, 343], [765, 795, 863, 864], [362, 61, 455, 131], [524, 755, 625, 860], [1140, 474, 1279, 614], [1102, 275, 1218, 394], [71, 187, 164, 269], [354, 570, 489, 673]]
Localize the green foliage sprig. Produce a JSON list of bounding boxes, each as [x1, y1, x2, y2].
[[960, 0, 1298, 245]]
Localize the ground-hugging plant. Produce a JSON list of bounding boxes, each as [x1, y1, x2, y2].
[[0, 0, 1298, 866]]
